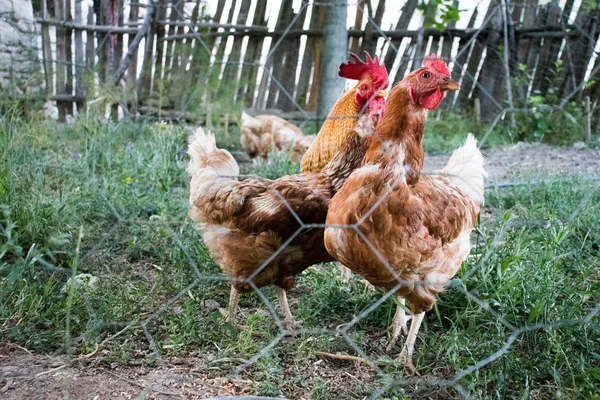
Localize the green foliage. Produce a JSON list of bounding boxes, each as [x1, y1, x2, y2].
[[418, 0, 463, 31], [242, 148, 300, 179]]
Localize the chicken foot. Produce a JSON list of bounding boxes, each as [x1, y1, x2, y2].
[[396, 312, 425, 373], [386, 298, 412, 352], [276, 287, 300, 330], [340, 265, 353, 284], [225, 286, 241, 324]]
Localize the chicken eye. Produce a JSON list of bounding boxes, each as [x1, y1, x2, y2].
[[361, 84, 368, 90], [422, 72, 431, 79]]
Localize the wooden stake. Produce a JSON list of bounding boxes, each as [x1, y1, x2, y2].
[[586, 95, 592, 141], [74, 0, 85, 111], [501, 0, 516, 129], [474, 97, 481, 123], [41, 0, 54, 97], [54, 0, 67, 122]]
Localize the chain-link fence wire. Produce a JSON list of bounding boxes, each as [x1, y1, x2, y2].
[[1, 0, 600, 398]]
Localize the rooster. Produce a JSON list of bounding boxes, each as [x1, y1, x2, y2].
[[324, 55, 486, 371], [187, 107, 382, 329], [302, 52, 388, 283], [240, 112, 315, 163], [301, 52, 388, 173]]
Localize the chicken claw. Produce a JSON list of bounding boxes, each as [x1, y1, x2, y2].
[[386, 298, 412, 352], [225, 286, 241, 324], [394, 312, 425, 374], [276, 287, 301, 331], [340, 265, 353, 284], [396, 348, 419, 375]]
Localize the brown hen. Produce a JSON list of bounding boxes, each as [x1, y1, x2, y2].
[[324, 55, 486, 371], [187, 113, 378, 329], [240, 112, 315, 163]]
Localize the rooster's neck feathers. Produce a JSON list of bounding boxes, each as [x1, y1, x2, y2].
[[321, 128, 371, 191]]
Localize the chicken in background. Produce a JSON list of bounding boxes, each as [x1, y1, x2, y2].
[[301, 52, 389, 283], [187, 111, 380, 329], [324, 55, 486, 372], [240, 112, 315, 163]]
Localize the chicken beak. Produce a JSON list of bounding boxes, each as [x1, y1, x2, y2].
[[440, 79, 460, 91], [377, 90, 387, 98]]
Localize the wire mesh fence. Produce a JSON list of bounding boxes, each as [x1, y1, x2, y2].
[[1, 0, 600, 399]]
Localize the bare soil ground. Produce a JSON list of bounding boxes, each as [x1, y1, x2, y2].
[[2, 143, 599, 400], [0, 350, 253, 399], [424, 142, 600, 183]]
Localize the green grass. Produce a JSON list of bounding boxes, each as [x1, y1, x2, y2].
[[0, 113, 599, 399]]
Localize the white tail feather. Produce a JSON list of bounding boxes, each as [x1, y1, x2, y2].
[[187, 127, 239, 178], [439, 133, 487, 205]]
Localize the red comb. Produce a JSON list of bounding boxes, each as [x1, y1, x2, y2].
[[423, 54, 450, 76], [338, 51, 389, 90]]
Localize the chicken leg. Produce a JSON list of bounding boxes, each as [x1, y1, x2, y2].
[[396, 312, 425, 373], [340, 265, 353, 283], [276, 287, 300, 330], [225, 286, 240, 324], [386, 297, 412, 352]]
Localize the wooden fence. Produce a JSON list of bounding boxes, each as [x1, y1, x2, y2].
[[34, 0, 600, 123]]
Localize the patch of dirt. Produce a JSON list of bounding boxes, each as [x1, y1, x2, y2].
[[424, 142, 600, 183], [234, 142, 600, 184], [0, 350, 253, 400]]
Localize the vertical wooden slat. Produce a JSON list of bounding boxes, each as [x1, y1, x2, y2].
[[556, 0, 578, 97], [221, 0, 252, 99], [111, 0, 124, 119], [239, 0, 268, 106], [295, 2, 325, 108], [277, 5, 308, 111], [567, 4, 600, 101], [180, 0, 202, 73], [266, 0, 295, 108], [523, 0, 545, 93], [306, 4, 328, 111], [206, 0, 228, 52], [163, 0, 182, 90], [65, 0, 74, 115], [126, 2, 139, 114], [74, 0, 85, 110], [531, 0, 562, 95], [383, 0, 418, 75], [440, 1, 459, 62], [54, 0, 67, 121], [208, 0, 239, 86], [139, 0, 159, 100], [185, 0, 213, 111], [169, 0, 186, 91], [350, 0, 366, 54], [455, 4, 499, 110], [471, 1, 504, 115], [86, 6, 95, 72], [362, 0, 386, 56], [41, 0, 54, 98], [95, 0, 108, 82], [152, 0, 170, 95], [443, 7, 478, 111]]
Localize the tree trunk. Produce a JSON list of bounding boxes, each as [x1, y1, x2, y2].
[[317, 0, 347, 119]]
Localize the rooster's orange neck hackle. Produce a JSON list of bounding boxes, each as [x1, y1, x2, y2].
[[300, 52, 389, 173]]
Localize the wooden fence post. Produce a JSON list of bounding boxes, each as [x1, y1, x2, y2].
[[586, 96, 592, 141], [317, 0, 347, 119], [74, 0, 85, 111], [41, 0, 53, 98]]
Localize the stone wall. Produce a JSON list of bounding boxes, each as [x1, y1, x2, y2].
[[0, 0, 42, 97]]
